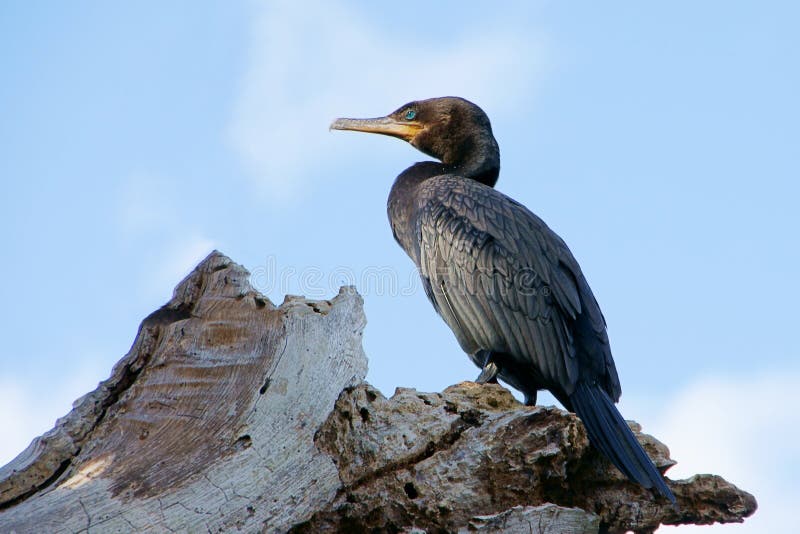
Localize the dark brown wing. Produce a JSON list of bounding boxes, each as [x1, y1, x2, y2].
[[414, 175, 620, 400]]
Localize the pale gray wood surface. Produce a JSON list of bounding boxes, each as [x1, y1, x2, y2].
[[0, 252, 756, 533], [0, 252, 367, 533]]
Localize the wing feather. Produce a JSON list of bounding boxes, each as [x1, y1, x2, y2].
[[415, 175, 613, 396]]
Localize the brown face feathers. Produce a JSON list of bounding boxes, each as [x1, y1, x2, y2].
[[391, 97, 493, 166], [332, 96, 500, 186]]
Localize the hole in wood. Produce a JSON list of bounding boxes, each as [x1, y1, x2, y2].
[[359, 407, 370, 422], [234, 435, 252, 451], [260, 378, 271, 395]]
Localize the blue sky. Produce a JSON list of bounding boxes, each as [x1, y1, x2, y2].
[[1, 2, 797, 531]]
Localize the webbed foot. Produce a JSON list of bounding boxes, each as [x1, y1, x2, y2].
[[474, 350, 499, 384], [476, 361, 499, 384]]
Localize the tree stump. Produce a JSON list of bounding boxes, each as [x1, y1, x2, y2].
[[0, 252, 756, 533]]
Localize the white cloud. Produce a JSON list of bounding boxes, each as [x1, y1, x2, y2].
[[652, 369, 800, 532], [228, 0, 547, 199], [114, 173, 217, 301]]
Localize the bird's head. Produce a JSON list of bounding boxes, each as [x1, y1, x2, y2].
[[331, 97, 500, 185]]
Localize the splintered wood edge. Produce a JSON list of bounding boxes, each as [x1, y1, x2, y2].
[[0, 251, 367, 515]]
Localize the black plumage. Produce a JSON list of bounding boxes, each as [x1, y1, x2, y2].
[[331, 96, 675, 504]]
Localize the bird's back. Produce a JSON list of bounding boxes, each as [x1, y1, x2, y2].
[[390, 170, 621, 406]]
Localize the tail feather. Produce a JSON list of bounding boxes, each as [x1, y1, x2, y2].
[[570, 381, 676, 504]]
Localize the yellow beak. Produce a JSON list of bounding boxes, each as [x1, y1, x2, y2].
[[330, 116, 423, 142]]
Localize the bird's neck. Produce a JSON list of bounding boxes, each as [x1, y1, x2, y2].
[[442, 134, 500, 188], [450, 160, 499, 188], [387, 148, 499, 262]]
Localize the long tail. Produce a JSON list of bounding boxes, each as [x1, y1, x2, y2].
[[569, 381, 676, 504]]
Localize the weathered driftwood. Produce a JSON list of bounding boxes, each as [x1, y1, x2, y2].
[[0, 252, 756, 533]]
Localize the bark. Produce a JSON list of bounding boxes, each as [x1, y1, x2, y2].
[[0, 252, 756, 533]]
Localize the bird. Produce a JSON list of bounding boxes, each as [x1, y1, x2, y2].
[[331, 96, 676, 504]]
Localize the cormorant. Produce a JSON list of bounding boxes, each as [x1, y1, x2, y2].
[[331, 96, 676, 504]]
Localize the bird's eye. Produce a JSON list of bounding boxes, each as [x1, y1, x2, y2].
[[404, 109, 417, 120]]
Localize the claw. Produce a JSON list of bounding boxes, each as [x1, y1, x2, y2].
[[475, 361, 499, 383], [474, 350, 499, 384], [475, 349, 500, 384]]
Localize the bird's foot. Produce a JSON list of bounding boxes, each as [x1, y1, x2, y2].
[[475, 362, 499, 384], [475, 351, 499, 384]]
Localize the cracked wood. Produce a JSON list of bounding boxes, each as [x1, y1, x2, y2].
[[0, 251, 755, 533]]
